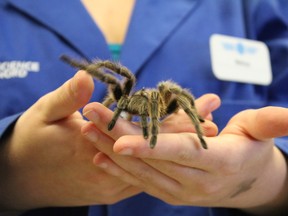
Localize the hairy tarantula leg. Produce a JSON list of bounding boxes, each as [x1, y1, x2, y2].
[[198, 115, 205, 123], [98, 61, 135, 80], [181, 90, 205, 123], [149, 91, 161, 149], [108, 108, 122, 130], [128, 90, 150, 141], [182, 106, 207, 149], [61, 55, 121, 86], [173, 91, 207, 149], [157, 80, 207, 148], [182, 105, 207, 149], [108, 96, 129, 130], [140, 115, 149, 139], [60, 55, 89, 70], [102, 96, 114, 107], [96, 61, 136, 95]]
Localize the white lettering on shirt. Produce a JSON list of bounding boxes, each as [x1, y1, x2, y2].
[[0, 61, 40, 79]]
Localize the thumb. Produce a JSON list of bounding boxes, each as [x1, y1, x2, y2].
[[226, 106, 288, 141], [35, 70, 94, 122]]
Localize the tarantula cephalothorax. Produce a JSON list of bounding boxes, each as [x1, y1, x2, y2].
[[61, 55, 207, 149]]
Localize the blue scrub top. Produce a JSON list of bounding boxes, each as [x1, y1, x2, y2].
[[1, 0, 288, 215]]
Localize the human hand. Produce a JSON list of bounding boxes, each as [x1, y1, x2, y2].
[[97, 106, 288, 215], [0, 71, 140, 211], [81, 93, 220, 200]]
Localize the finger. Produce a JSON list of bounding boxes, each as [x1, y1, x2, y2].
[[83, 102, 141, 140], [82, 122, 142, 187], [160, 113, 218, 136], [82, 122, 180, 191], [114, 133, 217, 167], [194, 94, 221, 120], [92, 153, 143, 202], [94, 151, 181, 201], [224, 107, 288, 141], [142, 158, 208, 184], [83, 122, 181, 198], [82, 121, 179, 186], [114, 133, 200, 160], [35, 70, 94, 122], [81, 121, 116, 155], [93, 152, 142, 186]]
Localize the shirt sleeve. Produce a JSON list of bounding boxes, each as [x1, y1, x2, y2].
[[275, 138, 288, 156], [0, 113, 22, 141]]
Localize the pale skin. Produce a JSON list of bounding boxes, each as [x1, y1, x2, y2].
[[81, 0, 135, 44], [0, 71, 139, 211], [82, 103, 288, 216], [0, 70, 220, 211], [1, 0, 136, 210]]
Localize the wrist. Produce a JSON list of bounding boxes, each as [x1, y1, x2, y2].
[[241, 146, 288, 215], [0, 123, 38, 211], [0, 127, 19, 211]]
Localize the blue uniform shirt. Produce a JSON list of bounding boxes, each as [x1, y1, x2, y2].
[[1, 0, 288, 215]]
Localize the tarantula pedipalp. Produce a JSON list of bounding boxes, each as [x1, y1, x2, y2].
[[60, 55, 207, 149]]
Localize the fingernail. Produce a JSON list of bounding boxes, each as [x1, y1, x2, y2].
[[84, 130, 99, 143], [209, 97, 220, 111], [95, 162, 108, 169], [84, 110, 99, 123], [117, 148, 133, 156]]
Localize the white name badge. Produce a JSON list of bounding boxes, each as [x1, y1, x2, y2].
[[210, 34, 272, 85]]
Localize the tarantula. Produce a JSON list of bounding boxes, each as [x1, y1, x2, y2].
[[60, 55, 207, 149]]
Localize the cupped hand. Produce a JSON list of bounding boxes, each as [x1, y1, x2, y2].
[[108, 107, 288, 214], [81, 93, 220, 201], [0, 71, 140, 211], [83, 103, 288, 215]]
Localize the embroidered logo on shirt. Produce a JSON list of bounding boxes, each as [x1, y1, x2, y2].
[[0, 61, 40, 79]]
